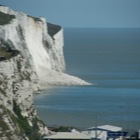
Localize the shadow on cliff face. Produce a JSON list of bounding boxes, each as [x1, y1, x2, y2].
[[47, 22, 61, 38], [0, 39, 20, 61]]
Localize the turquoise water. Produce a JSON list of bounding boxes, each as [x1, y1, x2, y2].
[[34, 28, 140, 131]]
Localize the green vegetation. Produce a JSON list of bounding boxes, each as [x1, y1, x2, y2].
[[49, 126, 76, 132], [0, 11, 15, 25], [0, 47, 20, 61], [0, 39, 20, 61], [0, 114, 10, 138], [0, 105, 16, 139], [13, 100, 31, 135], [47, 22, 61, 38], [13, 100, 43, 140], [0, 113, 9, 133]]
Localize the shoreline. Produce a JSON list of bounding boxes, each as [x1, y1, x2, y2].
[[39, 71, 92, 89]]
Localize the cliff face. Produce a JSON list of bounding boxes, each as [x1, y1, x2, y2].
[[0, 6, 90, 87], [0, 53, 48, 140], [0, 6, 62, 140], [0, 6, 65, 87], [0, 6, 90, 140]]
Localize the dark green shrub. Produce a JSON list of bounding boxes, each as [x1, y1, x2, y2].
[[13, 100, 31, 134], [49, 126, 75, 132], [0, 11, 15, 25], [0, 50, 19, 60], [47, 22, 61, 38], [13, 100, 42, 140]]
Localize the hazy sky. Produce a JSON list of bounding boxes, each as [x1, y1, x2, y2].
[[0, 0, 140, 27]]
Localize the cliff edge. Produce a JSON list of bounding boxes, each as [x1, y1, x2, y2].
[[0, 6, 90, 140]]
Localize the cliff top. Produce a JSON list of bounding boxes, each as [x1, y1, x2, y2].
[[0, 11, 15, 25], [47, 22, 61, 38]]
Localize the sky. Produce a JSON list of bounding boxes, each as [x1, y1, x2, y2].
[[0, 0, 140, 28]]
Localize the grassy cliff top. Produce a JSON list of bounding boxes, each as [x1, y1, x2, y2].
[[0, 11, 15, 25], [47, 22, 61, 38]]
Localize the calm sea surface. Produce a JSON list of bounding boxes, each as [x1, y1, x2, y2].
[[34, 28, 140, 131]]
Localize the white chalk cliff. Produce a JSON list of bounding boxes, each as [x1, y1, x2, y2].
[[0, 6, 90, 140], [0, 6, 90, 88]]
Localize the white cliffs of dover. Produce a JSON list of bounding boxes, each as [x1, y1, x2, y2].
[[0, 5, 91, 140], [0, 6, 91, 88]]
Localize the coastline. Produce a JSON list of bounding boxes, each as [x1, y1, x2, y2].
[[39, 71, 92, 89]]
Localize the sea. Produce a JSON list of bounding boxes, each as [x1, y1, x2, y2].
[[34, 28, 140, 132]]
